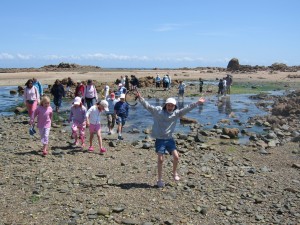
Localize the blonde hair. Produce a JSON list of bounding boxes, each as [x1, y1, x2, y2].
[[40, 96, 50, 106]]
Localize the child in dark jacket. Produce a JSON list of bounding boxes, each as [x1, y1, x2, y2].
[[114, 93, 129, 140]]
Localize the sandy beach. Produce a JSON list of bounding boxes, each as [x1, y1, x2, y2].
[[0, 70, 299, 86]]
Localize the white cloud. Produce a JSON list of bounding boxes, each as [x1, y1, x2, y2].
[[153, 23, 183, 32], [82, 53, 149, 61], [0, 53, 14, 59], [16, 54, 34, 60]]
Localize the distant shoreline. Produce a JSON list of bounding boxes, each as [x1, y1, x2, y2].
[[0, 69, 299, 87]]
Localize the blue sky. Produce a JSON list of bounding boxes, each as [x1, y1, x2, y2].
[[0, 0, 299, 68]]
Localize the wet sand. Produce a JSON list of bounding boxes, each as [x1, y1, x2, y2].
[[0, 70, 299, 86]]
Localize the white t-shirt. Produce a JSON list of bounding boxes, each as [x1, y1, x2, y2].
[[104, 85, 110, 98]]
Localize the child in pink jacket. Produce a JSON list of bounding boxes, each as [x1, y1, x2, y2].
[[30, 96, 53, 156], [24, 79, 40, 118]]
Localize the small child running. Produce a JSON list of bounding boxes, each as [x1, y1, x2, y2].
[[30, 96, 53, 156], [137, 92, 205, 188], [68, 96, 87, 148], [86, 100, 109, 153]]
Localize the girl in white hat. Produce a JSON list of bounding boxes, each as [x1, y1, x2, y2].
[[137, 93, 205, 188]]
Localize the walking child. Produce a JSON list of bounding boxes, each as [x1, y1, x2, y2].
[[86, 100, 109, 153], [106, 92, 119, 135], [114, 93, 129, 140], [30, 96, 53, 156], [24, 79, 40, 118], [69, 97, 87, 148], [137, 92, 205, 188]]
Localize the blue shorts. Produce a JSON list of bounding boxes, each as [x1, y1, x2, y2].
[[155, 139, 176, 155], [116, 116, 126, 126]]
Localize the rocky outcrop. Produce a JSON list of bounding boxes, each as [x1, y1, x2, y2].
[[227, 58, 240, 71]]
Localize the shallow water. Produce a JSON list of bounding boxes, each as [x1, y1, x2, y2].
[[0, 85, 274, 144], [122, 94, 269, 144]]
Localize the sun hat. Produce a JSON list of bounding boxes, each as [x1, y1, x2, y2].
[[73, 97, 81, 105], [99, 100, 109, 111], [165, 97, 176, 105], [120, 93, 125, 99]]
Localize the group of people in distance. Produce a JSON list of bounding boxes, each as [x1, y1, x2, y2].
[[154, 73, 171, 90], [218, 74, 233, 96], [23, 75, 207, 188]]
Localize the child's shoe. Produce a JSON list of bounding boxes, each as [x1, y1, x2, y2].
[[88, 146, 94, 152], [117, 136, 124, 140], [42, 150, 48, 156], [100, 147, 107, 153], [173, 173, 180, 181], [157, 180, 165, 188]]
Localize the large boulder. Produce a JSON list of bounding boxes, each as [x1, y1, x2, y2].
[[227, 58, 240, 71]]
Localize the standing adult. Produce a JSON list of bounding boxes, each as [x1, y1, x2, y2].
[[125, 75, 130, 90], [166, 74, 171, 90], [199, 78, 204, 93], [24, 79, 40, 118], [32, 77, 43, 98], [222, 77, 227, 96], [50, 79, 65, 112], [116, 83, 127, 96], [84, 79, 98, 110], [225, 74, 233, 94], [162, 75, 167, 90], [66, 77, 74, 93], [104, 83, 110, 99], [178, 80, 186, 98], [155, 74, 161, 88], [75, 81, 85, 99], [130, 75, 139, 90], [120, 76, 126, 87]]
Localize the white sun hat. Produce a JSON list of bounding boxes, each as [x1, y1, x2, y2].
[[165, 97, 176, 105], [99, 100, 109, 111], [73, 97, 82, 105]]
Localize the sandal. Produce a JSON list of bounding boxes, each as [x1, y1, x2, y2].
[[100, 147, 107, 153], [42, 150, 48, 156], [88, 146, 94, 152], [173, 173, 180, 181]]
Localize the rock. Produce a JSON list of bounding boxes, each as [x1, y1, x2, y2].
[[97, 207, 110, 216], [222, 127, 239, 138], [292, 163, 300, 169], [142, 143, 151, 149], [121, 218, 140, 225], [109, 141, 117, 147], [180, 116, 198, 124], [227, 58, 240, 71], [10, 90, 17, 95], [14, 107, 27, 114]]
